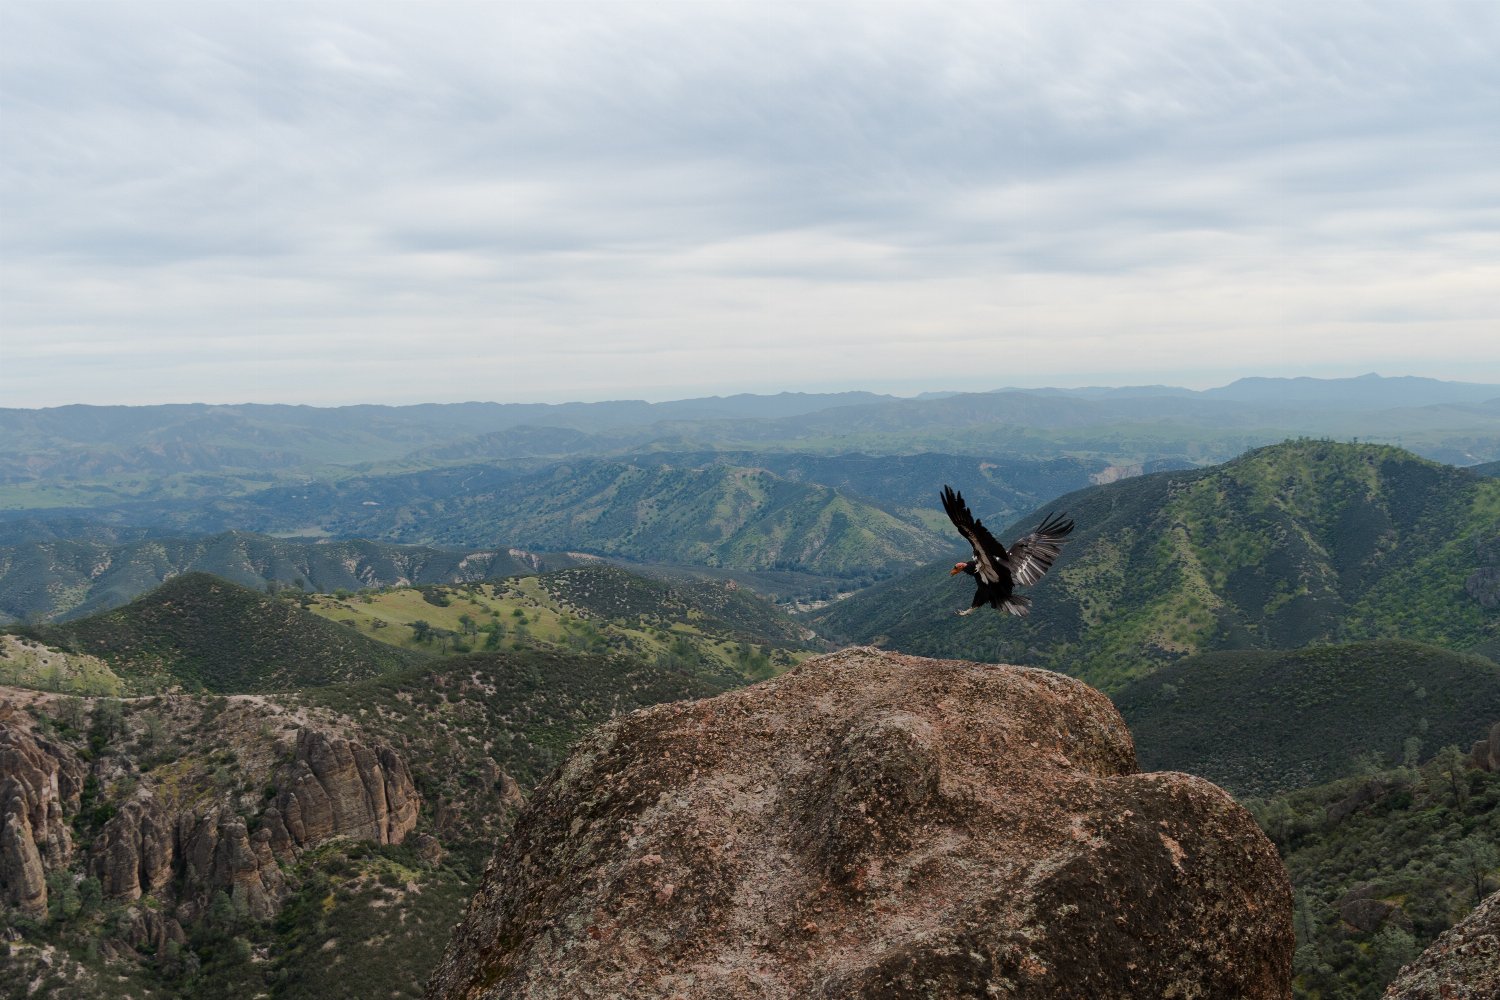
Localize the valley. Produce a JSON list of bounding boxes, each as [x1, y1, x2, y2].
[[2, 378, 1498, 1000]]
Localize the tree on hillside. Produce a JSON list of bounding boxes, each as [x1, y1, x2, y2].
[[1455, 833, 1499, 902], [1426, 745, 1471, 809]]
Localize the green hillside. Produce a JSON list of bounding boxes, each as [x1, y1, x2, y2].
[[536, 564, 810, 645], [303, 566, 815, 688], [27, 460, 953, 585], [15, 573, 426, 692], [816, 441, 1500, 689], [617, 450, 1134, 530], [0, 530, 575, 624], [1246, 749, 1500, 1000], [316, 461, 951, 579], [1114, 640, 1500, 796]]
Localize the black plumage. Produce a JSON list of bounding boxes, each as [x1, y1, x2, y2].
[[941, 485, 1074, 617]]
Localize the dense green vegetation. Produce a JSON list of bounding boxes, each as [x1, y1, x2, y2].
[[535, 564, 810, 646], [302, 567, 812, 683], [4, 390, 1499, 998], [250, 461, 942, 578], [0, 529, 584, 624], [13, 573, 426, 692], [818, 441, 1500, 690], [1115, 641, 1500, 796], [1246, 753, 1500, 999]]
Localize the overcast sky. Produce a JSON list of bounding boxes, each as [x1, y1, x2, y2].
[[2, 1, 1497, 407]]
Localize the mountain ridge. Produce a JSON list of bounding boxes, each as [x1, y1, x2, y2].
[[816, 440, 1500, 689], [14, 573, 427, 692]]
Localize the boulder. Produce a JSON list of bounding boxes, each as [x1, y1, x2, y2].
[[1384, 888, 1500, 999], [426, 648, 1293, 1000]]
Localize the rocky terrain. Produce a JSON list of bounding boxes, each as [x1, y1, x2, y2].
[[0, 706, 85, 917], [0, 687, 427, 959], [1383, 887, 1500, 999], [427, 647, 1294, 999]]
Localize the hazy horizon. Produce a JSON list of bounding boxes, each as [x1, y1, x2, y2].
[[3, 369, 1499, 412], [4, 2, 1498, 408]]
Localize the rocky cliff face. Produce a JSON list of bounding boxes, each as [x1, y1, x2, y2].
[[1383, 887, 1500, 999], [0, 705, 85, 916], [426, 647, 1294, 1000], [86, 724, 419, 925], [0, 681, 422, 940], [260, 728, 420, 854]]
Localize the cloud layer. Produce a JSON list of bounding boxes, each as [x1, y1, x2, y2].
[[3, 1, 1497, 405]]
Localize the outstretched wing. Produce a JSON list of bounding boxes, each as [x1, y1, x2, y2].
[[1007, 512, 1074, 587], [941, 485, 1009, 585]]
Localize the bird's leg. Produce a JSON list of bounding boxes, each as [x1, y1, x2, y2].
[[956, 607, 977, 617]]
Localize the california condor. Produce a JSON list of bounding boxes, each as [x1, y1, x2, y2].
[[942, 484, 1073, 617]]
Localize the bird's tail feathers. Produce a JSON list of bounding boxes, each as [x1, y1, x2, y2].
[[1002, 595, 1031, 617]]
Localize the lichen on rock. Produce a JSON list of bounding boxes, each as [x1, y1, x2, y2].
[[1383, 887, 1500, 1000], [425, 647, 1294, 1000]]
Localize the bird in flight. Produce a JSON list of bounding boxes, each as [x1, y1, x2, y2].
[[942, 485, 1074, 617]]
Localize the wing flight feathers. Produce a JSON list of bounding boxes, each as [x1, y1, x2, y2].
[[941, 485, 1009, 582], [1007, 512, 1074, 586]]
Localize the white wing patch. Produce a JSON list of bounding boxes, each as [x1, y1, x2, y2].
[[1006, 513, 1074, 587]]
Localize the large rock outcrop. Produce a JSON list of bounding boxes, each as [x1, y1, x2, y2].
[[426, 648, 1294, 1000], [87, 725, 419, 918], [92, 799, 176, 901], [1384, 888, 1500, 999], [260, 728, 419, 855], [0, 706, 86, 917], [177, 809, 289, 922]]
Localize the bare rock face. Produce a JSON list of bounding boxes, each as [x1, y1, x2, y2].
[[179, 809, 289, 922], [266, 729, 419, 852], [83, 725, 418, 925], [1470, 721, 1500, 772], [426, 648, 1293, 1000], [122, 906, 187, 955], [1384, 888, 1500, 999], [0, 709, 86, 917], [91, 799, 177, 900]]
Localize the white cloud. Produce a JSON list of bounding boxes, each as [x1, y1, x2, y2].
[[2, 0, 1497, 406]]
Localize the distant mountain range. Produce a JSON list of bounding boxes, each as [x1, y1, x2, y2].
[[3, 376, 1497, 496], [816, 440, 1500, 689], [2, 449, 1115, 623]]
